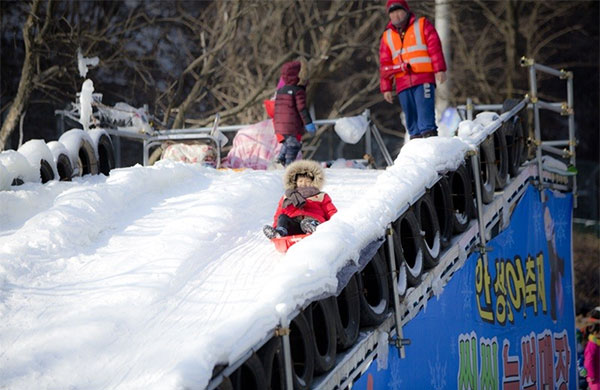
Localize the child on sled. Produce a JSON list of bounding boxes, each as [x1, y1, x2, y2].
[[263, 160, 337, 238]]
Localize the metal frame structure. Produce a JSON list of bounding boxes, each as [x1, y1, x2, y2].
[[458, 58, 577, 206], [52, 60, 574, 390], [313, 163, 557, 390], [206, 94, 559, 390], [99, 109, 394, 169]]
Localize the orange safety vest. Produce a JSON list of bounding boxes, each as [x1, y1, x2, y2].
[[383, 17, 434, 78]]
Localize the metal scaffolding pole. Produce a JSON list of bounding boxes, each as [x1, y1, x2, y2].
[[277, 316, 294, 390], [566, 75, 578, 207], [386, 226, 409, 359], [527, 63, 545, 202]]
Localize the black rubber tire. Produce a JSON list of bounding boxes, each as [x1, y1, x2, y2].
[[332, 273, 360, 351], [431, 176, 453, 249], [392, 252, 408, 300], [306, 298, 337, 374], [502, 98, 526, 177], [257, 337, 286, 390], [478, 136, 497, 204], [39, 159, 55, 183], [493, 126, 509, 189], [392, 210, 423, 287], [231, 353, 268, 390], [357, 247, 390, 326], [55, 152, 73, 181], [78, 137, 99, 176], [289, 312, 314, 390], [449, 164, 474, 233], [415, 193, 441, 269], [217, 377, 234, 390], [96, 133, 115, 176]]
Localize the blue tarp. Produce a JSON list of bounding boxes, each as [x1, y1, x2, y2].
[[354, 186, 576, 390]]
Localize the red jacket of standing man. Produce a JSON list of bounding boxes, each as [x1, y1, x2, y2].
[[379, 0, 447, 138]]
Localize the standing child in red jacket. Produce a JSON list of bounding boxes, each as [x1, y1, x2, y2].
[[263, 160, 337, 238], [274, 59, 316, 166]]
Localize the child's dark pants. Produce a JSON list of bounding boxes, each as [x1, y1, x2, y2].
[[278, 136, 302, 166], [276, 214, 304, 236]]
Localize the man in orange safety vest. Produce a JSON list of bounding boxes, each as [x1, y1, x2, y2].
[[379, 0, 447, 139]]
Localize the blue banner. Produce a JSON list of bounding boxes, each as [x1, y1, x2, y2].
[[355, 186, 575, 390]]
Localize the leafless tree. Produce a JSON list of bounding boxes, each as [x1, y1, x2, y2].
[[1, 0, 597, 154], [0, 0, 56, 150]]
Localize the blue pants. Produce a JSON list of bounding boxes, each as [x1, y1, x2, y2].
[[398, 83, 437, 137], [278, 136, 301, 166]]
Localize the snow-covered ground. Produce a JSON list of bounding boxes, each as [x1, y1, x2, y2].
[[1, 130, 485, 389]]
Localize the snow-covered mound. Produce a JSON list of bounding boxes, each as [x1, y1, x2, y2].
[[0, 121, 492, 389]]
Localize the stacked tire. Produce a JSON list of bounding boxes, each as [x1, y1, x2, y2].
[[0, 128, 115, 190]]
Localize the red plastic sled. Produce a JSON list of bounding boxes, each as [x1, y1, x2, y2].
[[271, 234, 309, 253]]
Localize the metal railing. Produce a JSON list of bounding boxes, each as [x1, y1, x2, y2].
[[458, 58, 577, 206], [102, 109, 394, 169]]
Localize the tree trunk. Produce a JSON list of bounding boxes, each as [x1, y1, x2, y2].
[[504, 0, 517, 98], [435, 0, 451, 117], [0, 0, 40, 151]]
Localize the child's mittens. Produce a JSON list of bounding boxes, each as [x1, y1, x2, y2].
[[305, 123, 316, 134]]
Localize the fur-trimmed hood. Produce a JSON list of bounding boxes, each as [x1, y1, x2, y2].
[[283, 160, 325, 190]]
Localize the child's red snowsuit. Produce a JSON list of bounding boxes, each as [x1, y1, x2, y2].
[[273, 192, 337, 226]]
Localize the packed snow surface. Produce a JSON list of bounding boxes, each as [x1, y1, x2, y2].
[[0, 132, 481, 389]]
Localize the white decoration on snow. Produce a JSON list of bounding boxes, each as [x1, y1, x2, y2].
[[77, 48, 99, 78], [79, 79, 95, 131]]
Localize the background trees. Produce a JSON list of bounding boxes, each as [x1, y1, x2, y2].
[[2, 1, 598, 150]]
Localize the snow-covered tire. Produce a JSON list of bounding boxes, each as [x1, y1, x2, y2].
[[332, 273, 360, 351], [357, 246, 390, 327], [477, 136, 497, 204], [0, 163, 10, 190], [392, 210, 423, 287], [230, 353, 267, 390], [17, 139, 58, 183], [415, 193, 441, 269], [306, 298, 337, 374], [502, 98, 526, 177], [289, 311, 315, 390], [47, 141, 73, 181], [493, 126, 509, 189], [257, 337, 285, 390], [58, 129, 99, 177], [0, 149, 37, 186], [39, 159, 55, 183], [431, 176, 454, 248], [55, 153, 73, 181], [449, 164, 474, 233], [90, 130, 115, 176]]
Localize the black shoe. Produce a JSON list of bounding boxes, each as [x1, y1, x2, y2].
[[421, 130, 438, 138], [263, 225, 288, 239], [300, 218, 320, 234], [263, 225, 279, 239]]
